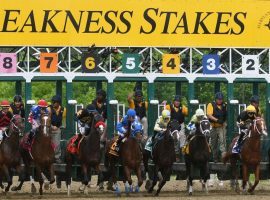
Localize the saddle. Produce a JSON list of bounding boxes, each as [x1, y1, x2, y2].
[[109, 136, 120, 157], [67, 135, 84, 154]]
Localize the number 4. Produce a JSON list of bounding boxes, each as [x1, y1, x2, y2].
[[167, 58, 176, 69]]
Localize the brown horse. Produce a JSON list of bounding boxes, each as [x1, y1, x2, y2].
[[145, 120, 176, 196], [0, 115, 25, 193], [104, 121, 143, 196], [185, 119, 211, 195], [14, 113, 55, 196], [65, 111, 105, 196], [222, 117, 267, 194]]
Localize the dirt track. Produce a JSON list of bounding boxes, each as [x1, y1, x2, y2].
[[1, 176, 270, 199]]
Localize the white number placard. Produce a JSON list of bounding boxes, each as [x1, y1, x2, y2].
[[242, 55, 259, 75]]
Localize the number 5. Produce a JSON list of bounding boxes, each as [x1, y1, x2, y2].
[[126, 57, 135, 70]]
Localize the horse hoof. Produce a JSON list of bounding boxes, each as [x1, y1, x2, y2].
[[11, 186, 19, 191], [125, 186, 129, 194], [134, 185, 140, 193], [31, 184, 37, 194], [154, 192, 159, 196], [248, 189, 254, 195], [189, 192, 192, 196], [148, 188, 153, 193], [44, 181, 50, 190], [145, 180, 152, 190]]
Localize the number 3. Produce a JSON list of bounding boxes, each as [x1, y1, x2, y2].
[[206, 58, 216, 70]]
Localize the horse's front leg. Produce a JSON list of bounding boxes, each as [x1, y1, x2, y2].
[[49, 163, 55, 184], [248, 164, 260, 194], [155, 167, 170, 196], [81, 164, 89, 195], [134, 165, 143, 193], [242, 164, 248, 194], [11, 164, 25, 191], [200, 162, 209, 194], [148, 166, 158, 193], [36, 165, 44, 196], [65, 153, 73, 196], [2, 165, 12, 193], [123, 165, 132, 194]]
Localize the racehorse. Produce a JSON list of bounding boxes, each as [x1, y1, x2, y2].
[[104, 120, 143, 196], [65, 110, 105, 196], [145, 120, 176, 196], [222, 117, 267, 194], [14, 113, 55, 196], [0, 115, 25, 194], [185, 119, 211, 195]]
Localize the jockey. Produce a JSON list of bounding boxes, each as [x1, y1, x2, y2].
[[0, 100, 13, 143], [9, 95, 25, 118], [92, 89, 107, 120], [232, 105, 256, 154], [249, 95, 261, 116], [26, 99, 49, 145], [187, 108, 208, 135], [151, 109, 171, 142], [115, 108, 139, 151], [73, 104, 98, 147]]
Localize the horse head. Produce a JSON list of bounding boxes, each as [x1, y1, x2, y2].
[[168, 120, 181, 141], [39, 113, 52, 136], [91, 113, 106, 137], [8, 114, 25, 137], [251, 117, 267, 137], [198, 118, 211, 138], [131, 121, 143, 141]]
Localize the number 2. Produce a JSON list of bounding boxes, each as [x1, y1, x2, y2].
[[246, 59, 255, 70]]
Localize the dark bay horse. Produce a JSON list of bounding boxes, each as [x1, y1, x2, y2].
[[222, 117, 267, 194], [145, 121, 176, 196], [105, 121, 143, 196], [185, 119, 211, 195], [65, 111, 105, 196], [14, 113, 55, 196], [0, 115, 25, 193]]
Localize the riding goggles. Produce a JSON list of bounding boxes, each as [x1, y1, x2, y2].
[[247, 112, 255, 115]]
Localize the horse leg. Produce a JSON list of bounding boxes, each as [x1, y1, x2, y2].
[[11, 165, 25, 191], [96, 164, 104, 191], [185, 159, 193, 195], [65, 152, 73, 196], [36, 165, 44, 196], [134, 166, 143, 193], [148, 166, 158, 193], [201, 162, 209, 194], [248, 164, 260, 194], [2, 165, 12, 193], [123, 166, 132, 194], [242, 164, 248, 194], [143, 151, 152, 191], [81, 164, 89, 195], [155, 167, 170, 196]]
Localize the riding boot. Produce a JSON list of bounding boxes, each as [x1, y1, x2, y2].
[[115, 136, 123, 152], [73, 134, 82, 147], [232, 131, 245, 154]]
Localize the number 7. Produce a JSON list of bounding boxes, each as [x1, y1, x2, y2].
[[44, 57, 53, 68]]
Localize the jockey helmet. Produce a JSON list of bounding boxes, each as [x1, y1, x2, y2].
[[97, 89, 106, 98], [195, 108, 205, 117], [215, 92, 224, 100], [131, 121, 143, 134], [13, 95, 22, 102], [246, 105, 256, 113], [1, 100, 10, 107], [250, 95, 259, 104], [173, 95, 181, 102], [162, 109, 171, 119], [51, 95, 62, 103], [135, 90, 143, 97], [37, 99, 48, 108], [127, 109, 136, 118], [86, 104, 97, 113]]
